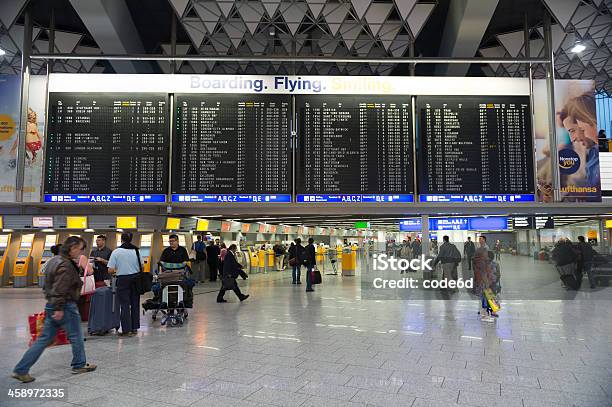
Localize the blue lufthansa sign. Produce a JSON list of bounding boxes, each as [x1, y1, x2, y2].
[[420, 194, 535, 203], [172, 194, 292, 203], [297, 194, 414, 203], [44, 194, 166, 203]]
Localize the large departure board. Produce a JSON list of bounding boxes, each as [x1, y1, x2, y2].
[[172, 94, 291, 203], [296, 96, 414, 203], [417, 96, 535, 202], [44, 93, 169, 202]]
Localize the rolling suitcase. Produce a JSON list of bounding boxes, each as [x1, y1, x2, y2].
[[88, 286, 120, 334]]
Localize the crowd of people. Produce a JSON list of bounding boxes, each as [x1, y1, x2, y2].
[[551, 235, 599, 289]]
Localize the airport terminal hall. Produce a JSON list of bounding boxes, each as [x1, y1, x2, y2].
[[2, 0, 612, 406]]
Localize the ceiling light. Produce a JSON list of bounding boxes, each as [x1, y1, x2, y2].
[[570, 43, 586, 53], [0, 48, 5, 56]]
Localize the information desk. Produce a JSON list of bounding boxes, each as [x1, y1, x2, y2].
[[172, 94, 292, 202], [417, 96, 534, 202], [296, 96, 414, 203], [44, 93, 169, 203]]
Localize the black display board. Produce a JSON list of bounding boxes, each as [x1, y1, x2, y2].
[[44, 93, 169, 195], [172, 94, 291, 195], [296, 95, 414, 196], [417, 96, 534, 196]]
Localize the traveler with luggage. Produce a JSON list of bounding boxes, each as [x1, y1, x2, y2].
[[551, 238, 581, 290], [191, 235, 207, 283], [464, 237, 476, 270], [576, 236, 597, 289], [433, 236, 462, 289], [473, 235, 494, 322], [205, 239, 221, 282], [304, 238, 317, 292], [289, 238, 305, 285], [108, 232, 144, 337], [12, 236, 97, 383], [91, 235, 112, 288], [217, 244, 249, 303]]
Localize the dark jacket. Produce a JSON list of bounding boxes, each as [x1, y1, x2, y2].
[[412, 241, 422, 257], [433, 242, 461, 266], [304, 243, 316, 267], [160, 246, 189, 263], [221, 250, 242, 279], [44, 255, 83, 311], [551, 241, 578, 266], [289, 244, 305, 263], [206, 244, 221, 265], [464, 241, 476, 257], [576, 242, 596, 263]]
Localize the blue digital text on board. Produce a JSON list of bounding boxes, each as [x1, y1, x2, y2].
[[44, 194, 166, 203], [399, 216, 509, 231], [172, 194, 292, 203], [298, 195, 414, 203], [420, 194, 535, 203]]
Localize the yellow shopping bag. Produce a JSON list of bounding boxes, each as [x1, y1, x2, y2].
[[483, 288, 501, 313]]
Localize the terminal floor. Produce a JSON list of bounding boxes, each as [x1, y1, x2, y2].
[[0, 254, 611, 407]]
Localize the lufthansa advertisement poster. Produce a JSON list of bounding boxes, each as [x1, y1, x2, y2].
[[534, 79, 601, 202]]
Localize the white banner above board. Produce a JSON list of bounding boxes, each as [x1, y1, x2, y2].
[[48, 74, 530, 96]]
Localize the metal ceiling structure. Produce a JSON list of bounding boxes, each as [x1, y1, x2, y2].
[[0, 0, 610, 93]]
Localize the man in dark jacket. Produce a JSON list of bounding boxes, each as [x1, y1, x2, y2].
[[160, 234, 190, 264], [304, 238, 317, 292], [205, 240, 221, 282], [433, 236, 462, 285], [464, 237, 476, 270], [576, 236, 597, 288], [217, 244, 249, 302], [12, 236, 97, 383], [289, 238, 306, 285]]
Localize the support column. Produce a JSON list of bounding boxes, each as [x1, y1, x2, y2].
[[170, 13, 177, 74], [47, 6, 55, 73], [15, 8, 32, 203], [543, 12, 560, 201], [421, 215, 430, 257]]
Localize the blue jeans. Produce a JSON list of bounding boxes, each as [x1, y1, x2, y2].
[[306, 266, 313, 290], [292, 265, 301, 283], [14, 302, 86, 374]]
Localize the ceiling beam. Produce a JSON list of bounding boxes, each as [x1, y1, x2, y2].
[[68, 0, 153, 73], [435, 0, 500, 76]]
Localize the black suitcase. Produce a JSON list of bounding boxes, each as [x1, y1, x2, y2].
[[312, 268, 322, 285], [560, 272, 582, 290], [88, 286, 120, 334]]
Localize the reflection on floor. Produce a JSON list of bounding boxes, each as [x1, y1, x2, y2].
[[0, 254, 611, 407]]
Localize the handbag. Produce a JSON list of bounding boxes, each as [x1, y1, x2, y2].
[[311, 268, 322, 285], [81, 267, 96, 296], [28, 312, 69, 347], [222, 275, 236, 290], [289, 258, 297, 267]]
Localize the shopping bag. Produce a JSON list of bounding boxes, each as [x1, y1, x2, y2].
[[28, 312, 69, 347], [483, 288, 501, 313], [81, 268, 96, 295]]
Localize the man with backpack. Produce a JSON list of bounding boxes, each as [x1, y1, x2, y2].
[[191, 235, 207, 283], [433, 235, 462, 289]]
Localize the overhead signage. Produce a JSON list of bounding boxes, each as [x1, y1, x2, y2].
[[165, 218, 181, 230], [513, 216, 555, 229], [606, 219, 612, 229], [116, 217, 137, 229], [172, 194, 291, 203], [420, 194, 535, 203], [45, 194, 166, 203], [536, 217, 555, 229], [49, 74, 530, 96], [354, 221, 370, 229], [221, 222, 231, 232], [66, 216, 87, 229], [298, 195, 414, 203], [33, 217, 54, 228], [196, 219, 209, 231], [400, 217, 509, 231], [241, 224, 251, 233]]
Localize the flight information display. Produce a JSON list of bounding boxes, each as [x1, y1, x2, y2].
[[296, 95, 414, 203], [417, 96, 535, 203], [44, 93, 169, 203], [172, 94, 291, 203]]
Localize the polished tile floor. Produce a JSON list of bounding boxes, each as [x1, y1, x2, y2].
[[0, 254, 611, 407]]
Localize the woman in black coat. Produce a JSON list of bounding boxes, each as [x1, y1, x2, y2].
[[216, 244, 249, 303]]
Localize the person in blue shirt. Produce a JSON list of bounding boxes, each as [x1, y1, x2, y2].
[[108, 232, 143, 337]]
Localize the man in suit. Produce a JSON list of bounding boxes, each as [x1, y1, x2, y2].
[[464, 237, 476, 270], [304, 238, 317, 292], [217, 244, 249, 303]]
